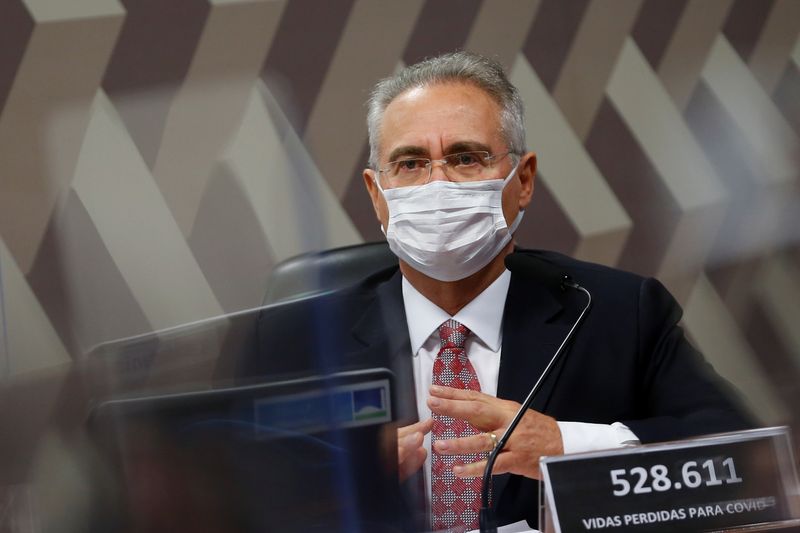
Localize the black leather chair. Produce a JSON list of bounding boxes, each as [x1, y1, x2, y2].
[[263, 241, 397, 305]]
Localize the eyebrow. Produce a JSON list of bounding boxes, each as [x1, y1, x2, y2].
[[444, 141, 492, 154], [386, 146, 428, 163]]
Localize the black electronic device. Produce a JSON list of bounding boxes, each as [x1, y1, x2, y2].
[[88, 368, 406, 533]]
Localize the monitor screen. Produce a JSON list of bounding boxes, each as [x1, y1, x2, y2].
[[89, 369, 408, 533]]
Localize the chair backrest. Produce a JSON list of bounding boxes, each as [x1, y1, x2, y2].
[[263, 242, 397, 305]]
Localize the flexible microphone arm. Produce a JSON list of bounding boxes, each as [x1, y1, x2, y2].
[[479, 258, 592, 533]]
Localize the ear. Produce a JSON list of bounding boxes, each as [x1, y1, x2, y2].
[[517, 151, 536, 210], [363, 168, 387, 228]]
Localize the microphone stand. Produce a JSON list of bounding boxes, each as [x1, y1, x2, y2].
[[479, 278, 591, 533]]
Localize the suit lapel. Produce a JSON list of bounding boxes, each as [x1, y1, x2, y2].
[[349, 269, 418, 423], [496, 271, 571, 406], [493, 269, 573, 508]]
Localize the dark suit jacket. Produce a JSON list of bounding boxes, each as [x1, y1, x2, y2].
[[243, 249, 753, 529]]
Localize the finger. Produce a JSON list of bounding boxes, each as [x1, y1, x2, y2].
[[429, 385, 490, 402], [480, 452, 541, 480], [433, 432, 497, 455], [452, 451, 514, 479], [452, 458, 487, 479], [399, 446, 427, 482], [427, 397, 506, 430], [453, 450, 543, 480], [397, 432, 423, 462], [398, 418, 433, 439], [429, 386, 520, 416]]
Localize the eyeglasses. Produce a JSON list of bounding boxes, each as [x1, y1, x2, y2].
[[377, 151, 517, 188]]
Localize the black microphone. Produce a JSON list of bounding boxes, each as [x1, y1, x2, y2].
[[503, 252, 580, 295], [479, 253, 592, 533]]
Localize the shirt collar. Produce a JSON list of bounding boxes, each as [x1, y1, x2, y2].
[[401, 269, 511, 355]]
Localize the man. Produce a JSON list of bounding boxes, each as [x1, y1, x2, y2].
[[250, 51, 751, 531]]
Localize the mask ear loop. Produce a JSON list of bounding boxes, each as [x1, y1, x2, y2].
[[372, 171, 384, 193], [372, 170, 390, 236], [501, 154, 521, 186], [502, 154, 526, 235], [490, 161, 524, 253], [507, 208, 525, 234]]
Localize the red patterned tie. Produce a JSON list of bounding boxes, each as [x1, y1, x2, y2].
[[431, 319, 485, 532]]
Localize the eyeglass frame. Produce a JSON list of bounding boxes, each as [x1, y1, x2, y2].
[[376, 150, 521, 188]]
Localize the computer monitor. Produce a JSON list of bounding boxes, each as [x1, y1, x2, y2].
[[89, 368, 408, 532]]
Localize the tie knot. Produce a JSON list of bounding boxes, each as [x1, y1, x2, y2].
[[438, 319, 470, 349]]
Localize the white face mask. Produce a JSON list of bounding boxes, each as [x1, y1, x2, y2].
[[375, 166, 524, 282]]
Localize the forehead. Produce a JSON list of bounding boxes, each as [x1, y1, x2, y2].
[[378, 82, 504, 160]]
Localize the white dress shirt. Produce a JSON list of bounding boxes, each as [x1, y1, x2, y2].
[[401, 269, 639, 504]]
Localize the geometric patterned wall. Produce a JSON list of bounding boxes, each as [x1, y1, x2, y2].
[[0, 0, 798, 528]]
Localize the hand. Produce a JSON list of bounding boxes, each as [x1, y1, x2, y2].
[[397, 418, 432, 482], [427, 385, 563, 480]]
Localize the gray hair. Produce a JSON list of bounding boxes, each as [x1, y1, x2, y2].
[[366, 51, 526, 169]]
